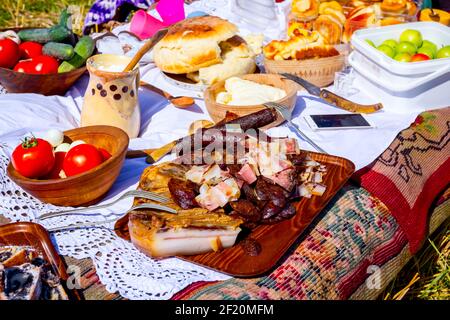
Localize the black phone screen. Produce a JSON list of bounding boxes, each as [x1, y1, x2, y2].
[[310, 114, 371, 128]]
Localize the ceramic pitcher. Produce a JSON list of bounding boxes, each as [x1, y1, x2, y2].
[[81, 54, 141, 138]]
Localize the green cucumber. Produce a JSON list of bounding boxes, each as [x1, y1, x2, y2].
[[43, 42, 74, 60], [18, 10, 72, 43], [58, 36, 95, 73], [59, 9, 72, 29]]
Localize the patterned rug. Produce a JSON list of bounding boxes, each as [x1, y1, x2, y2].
[[354, 108, 450, 253]]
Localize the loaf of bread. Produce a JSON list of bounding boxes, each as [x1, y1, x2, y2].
[[154, 16, 239, 74], [186, 35, 256, 85]]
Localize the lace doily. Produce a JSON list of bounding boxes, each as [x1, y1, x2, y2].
[[0, 149, 230, 299]]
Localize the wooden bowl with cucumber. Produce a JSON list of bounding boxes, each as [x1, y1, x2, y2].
[[0, 10, 95, 96]]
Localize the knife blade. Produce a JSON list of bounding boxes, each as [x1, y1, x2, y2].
[[125, 140, 177, 163], [281, 73, 383, 114]]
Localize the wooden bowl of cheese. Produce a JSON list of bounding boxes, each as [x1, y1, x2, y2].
[[204, 74, 298, 129]]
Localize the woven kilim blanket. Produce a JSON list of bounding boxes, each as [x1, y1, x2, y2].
[[172, 191, 449, 300], [354, 107, 450, 253]]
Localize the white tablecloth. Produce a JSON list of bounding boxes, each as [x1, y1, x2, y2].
[[0, 65, 422, 300], [0, 1, 427, 300]]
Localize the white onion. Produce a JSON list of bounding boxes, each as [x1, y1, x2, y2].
[[43, 129, 64, 147], [54, 143, 70, 153], [69, 140, 86, 150], [0, 30, 20, 44]]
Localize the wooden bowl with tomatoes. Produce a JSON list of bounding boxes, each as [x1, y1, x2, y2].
[[0, 28, 88, 96], [7, 125, 129, 207]]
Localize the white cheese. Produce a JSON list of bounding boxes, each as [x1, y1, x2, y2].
[[216, 77, 286, 106]]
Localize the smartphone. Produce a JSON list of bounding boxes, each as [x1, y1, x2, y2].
[[304, 114, 373, 130]]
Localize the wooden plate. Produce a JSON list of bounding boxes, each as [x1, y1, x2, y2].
[[160, 66, 262, 94], [204, 74, 298, 129], [161, 71, 207, 93], [114, 152, 354, 277], [0, 222, 82, 300]]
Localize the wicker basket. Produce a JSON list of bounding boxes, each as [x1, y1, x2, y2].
[[204, 74, 298, 129], [263, 54, 346, 88]]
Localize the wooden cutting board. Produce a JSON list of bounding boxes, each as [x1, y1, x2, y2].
[[114, 152, 355, 277]]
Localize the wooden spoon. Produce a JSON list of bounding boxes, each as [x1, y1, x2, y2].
[[140, 81, 195, 108], [121, 27, 195, 108], [123, 27, 168, 72]]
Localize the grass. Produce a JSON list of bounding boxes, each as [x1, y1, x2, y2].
[[383, 220, 449, 300], [0, 0, 448, 302], [0, 0, 94, 34]]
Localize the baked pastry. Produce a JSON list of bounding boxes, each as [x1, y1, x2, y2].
[[154, 16, 258, 85], [0, 246, 37, 268], [2, 263, 42, 300], [288, 21, 313, 38], [0, 264, 7, 300], [318, 1, 346, 24], [380, 0, 408, 14], [264, 30, 339, 60], [186, 36, 256, 85], [153, 16, 238, 74], [291, 0, 320, 21], [313, 14, 344, 45], [0, 247, 69, 300], [289, 1, 347, 45]]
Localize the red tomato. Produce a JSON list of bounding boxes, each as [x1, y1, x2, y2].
[[98, 148, 112, 161], [12, 137, 55, 179], [0, 38, 20, 69], [45, 151, 66, 179], [411, 53, 431, 62], [14, 55, 58, 74], [13, 60, 33, 73], [19, 42, 43, 59], [63, 144, 103, 177]]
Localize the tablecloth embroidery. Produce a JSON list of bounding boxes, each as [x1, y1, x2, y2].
[[0, 148, 231, 300]]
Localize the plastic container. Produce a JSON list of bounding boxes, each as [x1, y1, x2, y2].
[[349, 22, 450, 112], [130, 10, 166, 39], [156, 0, 185, 25]]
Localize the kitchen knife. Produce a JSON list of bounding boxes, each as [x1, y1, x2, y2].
[[281, 73, 383, 114], [126, 140, 177, 163]]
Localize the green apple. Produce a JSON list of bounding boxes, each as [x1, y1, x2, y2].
[[417, 46, 435, 59], [436, 45, 450, 59], [382, 39, 398, 51], [394, 53, 412, 62], [396, 41, 417, 55], [365, 39, 376, 47], [421, 40, 437, 54], [399, 29, 422, 49], [377, 44, 395, 58]]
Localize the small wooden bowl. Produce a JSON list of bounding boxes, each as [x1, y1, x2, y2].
[[7, 125, 129, 207], [204, 74, 298, 129], [263, 54, 345, 88], [0, 66, 87, 96], [0, 27, 87, 96]]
